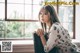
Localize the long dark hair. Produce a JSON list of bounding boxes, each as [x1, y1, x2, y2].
[[39, 5, 60, 32]]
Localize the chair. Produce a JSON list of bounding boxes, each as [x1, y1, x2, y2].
[[33, 33, 59, 53]]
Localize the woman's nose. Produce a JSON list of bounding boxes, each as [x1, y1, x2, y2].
[[41, 14, 45, 18], [40, 15, 44, 20], [41, 14, 43, 17]]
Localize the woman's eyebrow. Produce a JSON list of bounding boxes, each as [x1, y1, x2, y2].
[[39, 12, 42, 14], [45, 11, 48, 13], [39, 12, 44, 14]]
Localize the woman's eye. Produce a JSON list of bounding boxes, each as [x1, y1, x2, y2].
[[39, 13, 42, 15], [44, 12, 48, 15]]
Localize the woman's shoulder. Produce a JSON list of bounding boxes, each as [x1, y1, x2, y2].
[[52, 22, 61, 28], [54, 22, 60, 25], [50, 22, 60, 30], [51, 22, 69, 32], [51, 22, 64, 31]]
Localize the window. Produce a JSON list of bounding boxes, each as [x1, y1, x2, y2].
[[46, 0, 75, 39], [58, 0, 74, 38], [59, 0, 76, 39], [0, 0, 43, 39], [0, 0, 75, 39]]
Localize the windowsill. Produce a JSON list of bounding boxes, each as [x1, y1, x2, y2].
[[72, 39, 80, 43], [12, 40, 34, 45], [0, 40, 34, 45], [0, 39, 79, 45]]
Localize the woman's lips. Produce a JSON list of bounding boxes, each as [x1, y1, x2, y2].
[[41, 19, 44, 21]]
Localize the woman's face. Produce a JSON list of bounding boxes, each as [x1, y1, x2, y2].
[[39, 9, 50, 23]]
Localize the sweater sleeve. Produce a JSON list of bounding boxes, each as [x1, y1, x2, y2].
[[44, 24, 58, 52]]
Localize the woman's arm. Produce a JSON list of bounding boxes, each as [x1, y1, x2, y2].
[[43, 25, 58, 52], [36, 24, 58, 52], [40, 35, 46, 46], [36, 29, 46, 46]]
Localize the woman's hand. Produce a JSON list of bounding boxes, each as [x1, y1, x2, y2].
[[36, 29, 44, 37]]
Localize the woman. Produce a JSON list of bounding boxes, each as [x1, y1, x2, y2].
[[34, 5, 77, 53]]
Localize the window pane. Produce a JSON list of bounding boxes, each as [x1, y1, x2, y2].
[[33, 0, 44, 4], [59, 6, 73, 22], [77, 0, 80, 2], [62, 22, 73, 32], [7, 0, 24, 3], [25, 5, 32, 19], [0, 4, 5, 20], [62, 22, 73, 38], [33, 5, 42, 20], [0, 0, 5, 2], [25, 0, 32, 4], [25, 22, 41, 38], [0, 21, 5, 38], [0, 21, 5, 30], [6, 22, 25, 38], [0, 31, 4, 38], [5, 21, 41, 39], [7, 4, 24, 19]]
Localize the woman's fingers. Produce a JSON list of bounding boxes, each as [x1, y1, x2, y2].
[[36, 29, 40, 36], [36, 29, 44, 37]]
